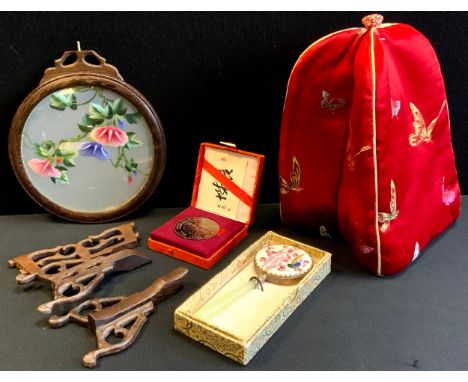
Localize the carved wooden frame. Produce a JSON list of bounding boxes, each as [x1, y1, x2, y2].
[[8, 49, 166, 223]]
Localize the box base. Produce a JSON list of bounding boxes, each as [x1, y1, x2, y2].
[[148, 226, 248, 269], [174, 231, 332, 364]]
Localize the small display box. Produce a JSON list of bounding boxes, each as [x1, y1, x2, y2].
[[148, 142, 264, 269], [174, 231, 332, 365]]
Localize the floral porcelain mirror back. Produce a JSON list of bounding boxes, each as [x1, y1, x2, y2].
[[9, 48, 166, 222]]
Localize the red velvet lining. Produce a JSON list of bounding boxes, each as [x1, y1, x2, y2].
[[150, 206, 245, 259]]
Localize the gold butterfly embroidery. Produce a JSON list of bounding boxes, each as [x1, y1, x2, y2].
[[377, 180, 399, 233], [280, 156, 303, 195], [319, 225, 332, 239], [347, 145, 372, 171], [409, 100, 447, 147], [321, 90, 346, 112]]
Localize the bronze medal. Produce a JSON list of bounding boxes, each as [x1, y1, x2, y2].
[[174, 217, 220, 240]]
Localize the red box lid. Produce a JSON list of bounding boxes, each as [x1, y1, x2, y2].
[[191, 142, 265, 226]]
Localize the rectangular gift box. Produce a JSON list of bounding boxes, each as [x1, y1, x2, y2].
[[148, 142, 264, 269], [174, 231, 332, 365]]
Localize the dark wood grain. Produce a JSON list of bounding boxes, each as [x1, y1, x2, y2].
[[8, 222, 152, 314], [41, 49, 124, 83], [88, 267, 188, 332], [49, 296, 125, 328], [8, 222, 140, 283], [72, 267, 188, 368], [37, 249, 151, 315]]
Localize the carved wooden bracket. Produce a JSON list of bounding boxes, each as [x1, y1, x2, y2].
[[9, 223, 140, 283], [40, 49, 124, 84], [9, 223, 150, 313], [39, 249, 150, 314], [49, 267, 189, 368]]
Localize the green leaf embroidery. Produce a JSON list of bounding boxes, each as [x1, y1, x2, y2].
[[56, 172, 69, 185], [49, 94, 66, 111], [126, 132, 143, 148], [50, 168, 69, 185], [81, 113, 103, 127], [34, 142, 54, 158], [55, 149, 75, 158], [50, 104, 66, 111], [89, 103, 111, 120], [124, 112, 141, 124], [63, 158, 76, 167], [35, 146, 51, 158], [70, 94, 77, 110], [74, 86, 91, 92], [42, 141, 54, 150], [110, 98, 127, 116], [124, 158, 138, 173], [49, 92, 76, 111], [78, 123, 93, 133]]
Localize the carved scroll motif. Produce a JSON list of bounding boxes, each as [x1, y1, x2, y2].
[[9, 223, 140, 283], [49, 267, 189, 368], [8, 223, 150, 314]]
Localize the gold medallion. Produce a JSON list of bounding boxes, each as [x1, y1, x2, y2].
[[174, 217, 220, 240]]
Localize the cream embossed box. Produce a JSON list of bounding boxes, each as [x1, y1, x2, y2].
[[174, 231, 332, 365]]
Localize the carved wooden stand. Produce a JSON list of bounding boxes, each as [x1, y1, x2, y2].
[[8, 223, 150, 313], [50, 267, 188, 368], [8, 223, 187, 368]]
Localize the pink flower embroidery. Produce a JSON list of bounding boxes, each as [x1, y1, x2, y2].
[[28, 159, 61, 178], [91, 126, 128, 147]]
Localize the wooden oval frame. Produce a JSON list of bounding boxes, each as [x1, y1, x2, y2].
[[9, 73, 166, 223]]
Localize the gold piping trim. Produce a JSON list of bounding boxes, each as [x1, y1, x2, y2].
[[370, 28, 382, 276], [378, 23, 398, 29], [281, 22, 396, 248]]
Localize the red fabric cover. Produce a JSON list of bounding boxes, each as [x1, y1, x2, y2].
[[150, 206, 245, 259], [279, 18, 461, 275]]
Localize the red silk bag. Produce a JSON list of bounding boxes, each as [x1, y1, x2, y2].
[[279, 14, 461, 275]]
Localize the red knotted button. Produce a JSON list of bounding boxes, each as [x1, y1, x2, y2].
[[362, 14, 384, 28]]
